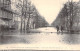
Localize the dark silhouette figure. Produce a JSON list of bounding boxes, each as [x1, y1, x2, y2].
[[61, 26, 64, 34], [56, 25, 60, 34]]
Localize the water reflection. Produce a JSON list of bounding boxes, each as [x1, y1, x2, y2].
[[0, 35, 31, 44], [0, 32, 80, 45], [60, 33, 80, 44]]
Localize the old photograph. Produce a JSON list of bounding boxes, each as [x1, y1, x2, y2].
[[0, 0, 80, 50]]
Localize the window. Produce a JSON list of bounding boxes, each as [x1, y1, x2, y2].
[[0, 0, 3, 3]]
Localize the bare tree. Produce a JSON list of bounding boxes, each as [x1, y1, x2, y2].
[[15, 0, 28, 32]]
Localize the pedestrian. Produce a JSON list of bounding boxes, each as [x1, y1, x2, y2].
[[56, 25, 60, 34], [61, 26, 64, 34]]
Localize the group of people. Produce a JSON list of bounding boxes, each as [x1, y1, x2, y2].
[[56, 25, 64, 34]]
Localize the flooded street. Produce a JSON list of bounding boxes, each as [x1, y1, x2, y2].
[[0, 27, 80, 45], [0, 27, 80, 50]]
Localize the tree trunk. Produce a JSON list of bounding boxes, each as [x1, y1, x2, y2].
[[27, 13, 30, 30], [20, 16, 23, 32], [24, 13, 27, 32], [24, 19, 26, 32]]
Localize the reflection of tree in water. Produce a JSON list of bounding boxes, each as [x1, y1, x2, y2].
[[60, 34, 80, 44], [0, 35, 31, 44]]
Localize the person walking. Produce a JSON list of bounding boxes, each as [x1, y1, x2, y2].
[[56, 25, 60, 34]]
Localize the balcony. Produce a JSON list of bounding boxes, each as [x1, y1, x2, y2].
[[0, 7, 13, 21], [0, 17, 12, 21], [1, 7, 13, 14]]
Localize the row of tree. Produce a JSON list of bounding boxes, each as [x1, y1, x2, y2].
[[52, 0, 80, 32], [12, 0, 48, 32]]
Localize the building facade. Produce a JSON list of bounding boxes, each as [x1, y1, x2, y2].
[[0, 0, 14, 31]]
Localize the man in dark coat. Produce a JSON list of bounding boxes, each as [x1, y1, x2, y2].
[[61, 26, 64, 34], [56, 25, 59, 34]]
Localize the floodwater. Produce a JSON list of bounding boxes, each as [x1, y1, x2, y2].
[[0, 27, 80, 45]]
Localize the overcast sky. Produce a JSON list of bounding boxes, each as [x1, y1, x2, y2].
[[31, 0, 79, 24]]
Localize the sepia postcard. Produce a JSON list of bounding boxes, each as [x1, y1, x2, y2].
[[0, 0, 80, 51]]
